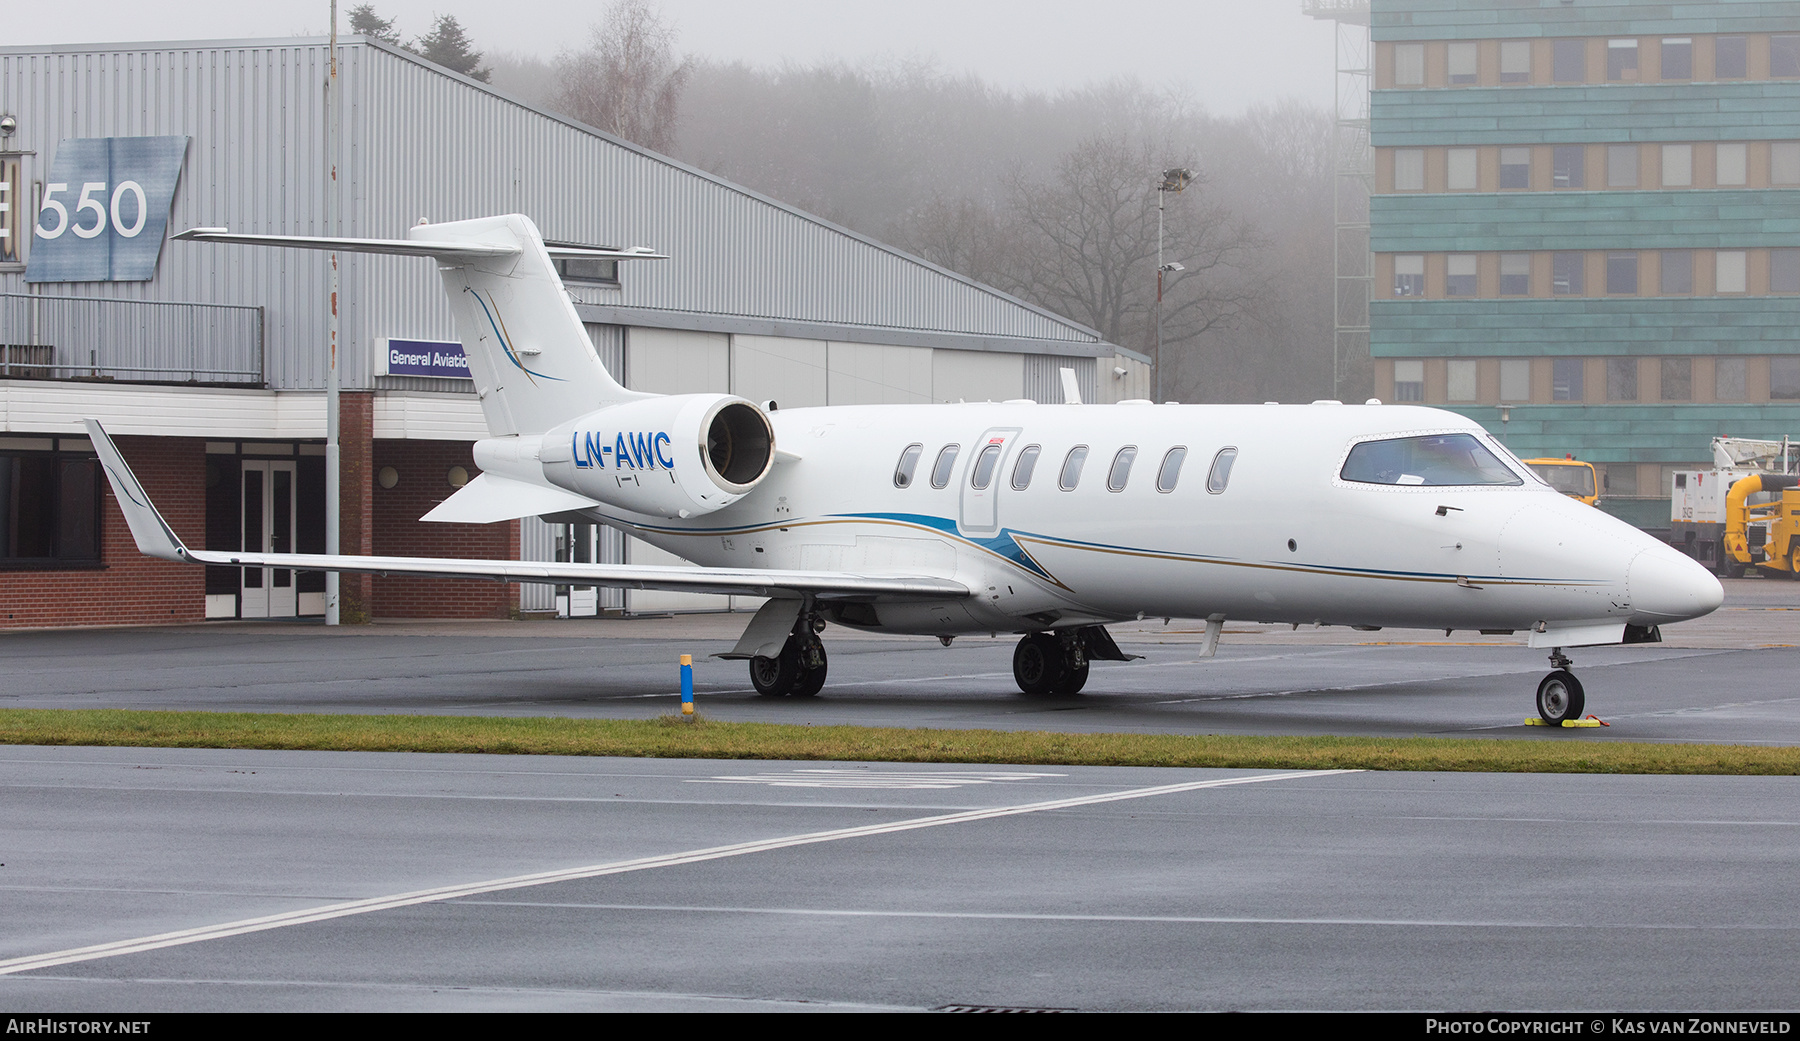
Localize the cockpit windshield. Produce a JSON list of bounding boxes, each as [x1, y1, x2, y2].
[[1340, 433, 1524, 487]]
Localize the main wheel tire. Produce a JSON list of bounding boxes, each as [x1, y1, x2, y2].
[[792, 636, 828, 697], [1536, 669, 1586, 725], [749, 645, 801, 697], [1052, 657, 1090, 695], [1012, 634, 1064, 696]]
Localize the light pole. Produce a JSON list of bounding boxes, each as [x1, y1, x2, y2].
[[1155, 168, 1192, 403]]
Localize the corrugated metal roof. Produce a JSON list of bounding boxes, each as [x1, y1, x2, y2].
[[0, 38, 1112, 392]]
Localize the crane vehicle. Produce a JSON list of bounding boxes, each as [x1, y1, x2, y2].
[[87, 214, 1724, 725]]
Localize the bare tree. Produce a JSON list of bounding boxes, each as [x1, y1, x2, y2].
[[553, 0, 692, 153], [1006, 133, 1260, 358]]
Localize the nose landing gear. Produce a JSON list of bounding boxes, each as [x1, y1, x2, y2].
[[1535, 648, 1585, 725]]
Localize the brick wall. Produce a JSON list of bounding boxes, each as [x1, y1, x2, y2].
[[369, 439, 519, 619], [1, 436, 206, 628]]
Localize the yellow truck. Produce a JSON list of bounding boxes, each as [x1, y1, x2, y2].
[[1671, 437, 1799, 577], [1523, 456, 1599, 506]]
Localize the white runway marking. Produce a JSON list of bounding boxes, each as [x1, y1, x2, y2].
[[0, 768, 1354, 977], [691, 768, 1065, 789]]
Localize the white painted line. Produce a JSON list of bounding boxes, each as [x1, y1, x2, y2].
[[0, 768, 1355, 976]]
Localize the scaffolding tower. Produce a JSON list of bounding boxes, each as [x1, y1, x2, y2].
[[1302, 0, 1372, 400]]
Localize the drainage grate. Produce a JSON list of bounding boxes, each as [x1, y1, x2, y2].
[[933, 1004, 1075, 1013]]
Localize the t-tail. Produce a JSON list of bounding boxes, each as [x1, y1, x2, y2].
[[174, 216, 777, 525], [175, 215, 659, 436]]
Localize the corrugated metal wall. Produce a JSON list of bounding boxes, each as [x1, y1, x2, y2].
[[0, 40, 1108, 396]]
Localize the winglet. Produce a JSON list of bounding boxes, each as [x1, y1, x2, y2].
[[83, 420, 190, 562]]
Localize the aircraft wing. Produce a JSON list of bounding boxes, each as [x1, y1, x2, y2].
[[85, 421, 966, 603]]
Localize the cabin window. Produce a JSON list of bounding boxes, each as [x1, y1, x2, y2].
[[930, 445, 960, 489], [1058, 446, 1089, 491], [1011, 445, 1041, 490], [1106, 447, 1138, 492], [970, 444, 1004, 489], [1156, 448, 1187, 493], [893, 444, 923, 488], [1206, 448, 1238, 494], [1340, 434, 1523, 487]]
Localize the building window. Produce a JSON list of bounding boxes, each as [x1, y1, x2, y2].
[[1661, 144, 1692, 187], [1448, 42, 1478, 84], [1773, 35, 1800, 77], [1607, 39, 1639, 81], [1607, 145, 1638, 188], [1499, 148, 1530, 189], [1606, 464, 1639, 495], [1773, 249, 1800, 293], [1715, 357, 1747, 401], [1772, 357, 1800, 401], [1716, 251, 1747, 294], [546, 243, 622, 285], [1395, 43, 1425, 86], [1553, 39, 1586, 82], [1553, 252, 1585, 295], [1393, 254, 1424, 297], [1446, 254, 1478, 296], [1716, 142, 1748, 186], [1500, 359, 1530, 403], [1660, 250, 1693, 294], [1772, 142, 1800, 186], [1500, 254, 1531, 295], [1500, 40, 1531, 82], [1393, 149, 1424, 191], [1552, 146, 1585, 189], [1448, 359, 1478, 402], [1606, 253, 1638, 295], [1553, 358, 1585, 402], [1393, 360, 1424, 402], [1607, 358, 1639, 401], [1661, 38, 1692, 80], [1661, 358, 1692, 401], [1447, 148, 1478, 190], [1716, 36, 1747, 79], [1, 445, 101, 564]]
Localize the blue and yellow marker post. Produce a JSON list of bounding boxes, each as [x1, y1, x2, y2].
[[680, 654, 694, 716]]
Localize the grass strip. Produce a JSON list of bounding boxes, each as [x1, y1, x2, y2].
[[1, 708, 1798, 775]]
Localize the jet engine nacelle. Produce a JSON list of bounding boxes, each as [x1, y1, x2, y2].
[[532, 394, 775, 519]]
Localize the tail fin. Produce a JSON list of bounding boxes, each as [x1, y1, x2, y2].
[[174, 215, 663, 436]]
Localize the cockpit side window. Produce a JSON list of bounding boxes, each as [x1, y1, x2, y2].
[[1341, 434, 1524, 487], [893, 444, 924, 488]]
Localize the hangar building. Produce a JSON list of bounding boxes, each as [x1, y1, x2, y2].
[[0, 36, 1144, 628]]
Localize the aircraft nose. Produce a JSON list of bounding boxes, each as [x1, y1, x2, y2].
[[1627, 546, 1724, 624]]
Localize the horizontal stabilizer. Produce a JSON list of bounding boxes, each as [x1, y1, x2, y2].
[[421, 472, 602, 525], [173, 228, 667, 262]]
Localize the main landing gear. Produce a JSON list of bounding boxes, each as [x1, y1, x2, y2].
[[1535, 648, 1585, 725], [1011, 626, 1139, 697], [749, 612, 828, 698]]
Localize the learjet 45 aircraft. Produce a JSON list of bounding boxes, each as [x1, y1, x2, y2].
[[87, 214, 1723, 722]]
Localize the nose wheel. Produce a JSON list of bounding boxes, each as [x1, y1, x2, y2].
[[1535, 648, 1585, 725]]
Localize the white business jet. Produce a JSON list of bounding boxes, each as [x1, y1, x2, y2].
[[87, 214, 1723, 723]]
